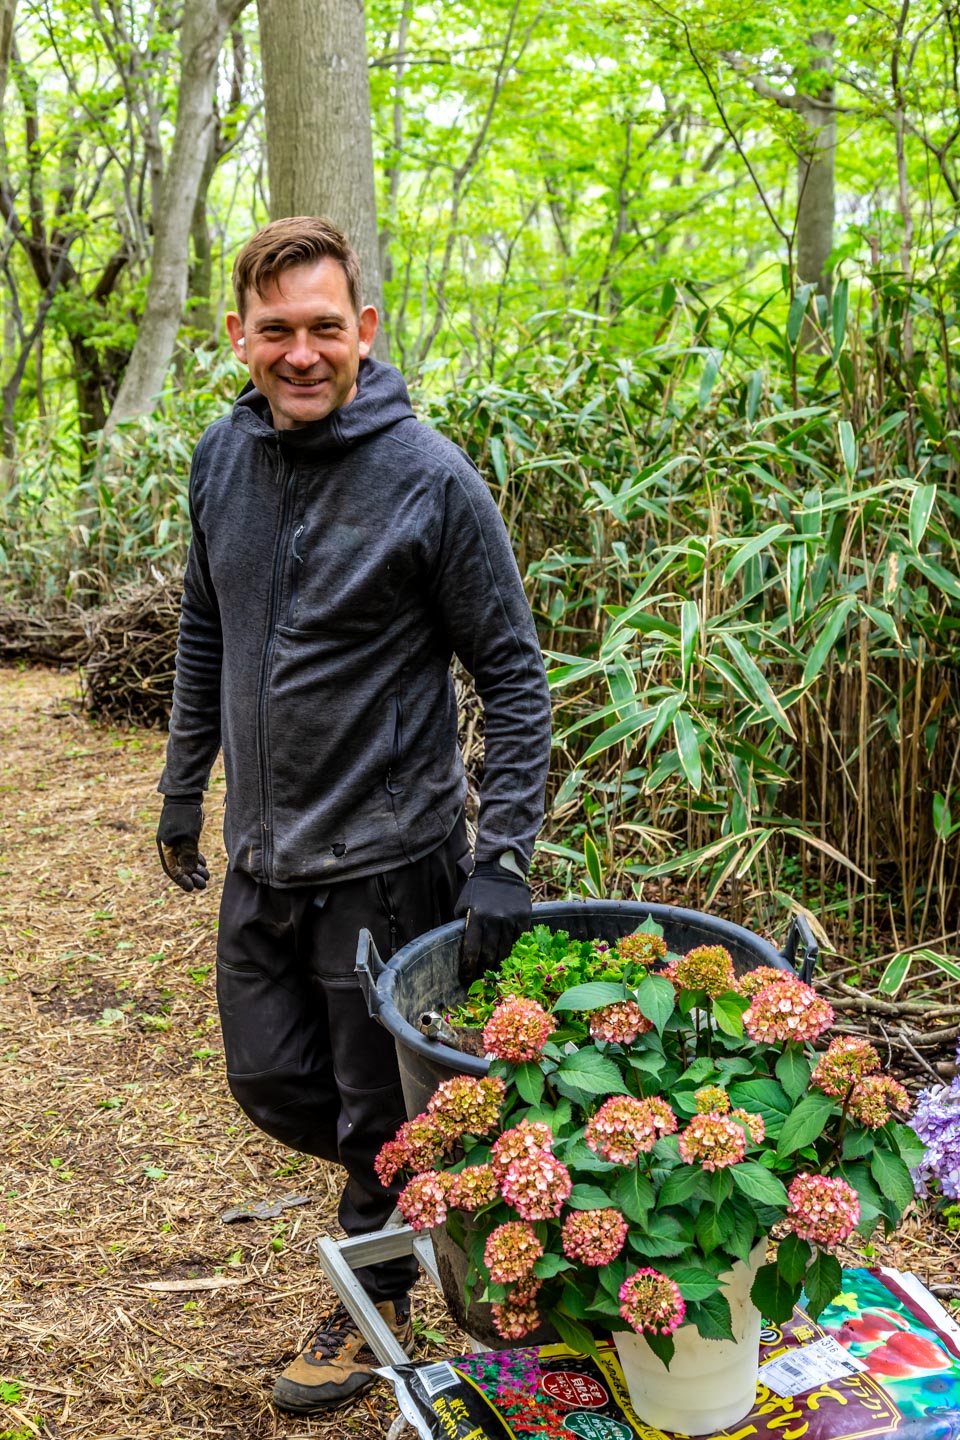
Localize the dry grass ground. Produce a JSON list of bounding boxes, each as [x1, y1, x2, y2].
[[0, 664, 465, 1440], [1, 663, 957, 1440]]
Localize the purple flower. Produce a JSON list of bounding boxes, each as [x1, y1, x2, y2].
[[910, 1040, 960, 1200]]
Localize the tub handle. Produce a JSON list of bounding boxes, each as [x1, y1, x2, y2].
[[356, 928, 387, 1023], [780, 913, 818, 984]]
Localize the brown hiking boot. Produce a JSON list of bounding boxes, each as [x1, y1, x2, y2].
[[271, 1299, 413, 1413]]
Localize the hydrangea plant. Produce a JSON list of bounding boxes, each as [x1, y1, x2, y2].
[[378, 924, 922, 1366], [448, 926, 652, 1029]]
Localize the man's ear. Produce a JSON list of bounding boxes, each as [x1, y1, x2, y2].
[[358, 305, 378, 358], [225, 311, 248, 365]]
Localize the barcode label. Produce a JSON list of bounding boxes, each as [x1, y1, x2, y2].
[[762, 1337, 866, 1398], [418, 1361, 459, 1398]]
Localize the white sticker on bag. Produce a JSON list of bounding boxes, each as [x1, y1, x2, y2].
[[760, 1336, 867, 1397]]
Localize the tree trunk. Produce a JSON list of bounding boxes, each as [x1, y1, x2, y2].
[[257, 0, 386, 353], [0, 0, 16, 106], [795, 31, 835, 303], [70, 334, 110, 447], [106, 0, 250, 431], [188, 130, 218, 338]]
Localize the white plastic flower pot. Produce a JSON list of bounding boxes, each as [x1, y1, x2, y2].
[[612, 1242, 766, 1437]]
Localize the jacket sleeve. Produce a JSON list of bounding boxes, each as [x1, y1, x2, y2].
[[429, 457, 552, 872], [159, 439, 224, 799]]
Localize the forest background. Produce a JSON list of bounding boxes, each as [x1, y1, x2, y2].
[[2, 0, 960, 979]]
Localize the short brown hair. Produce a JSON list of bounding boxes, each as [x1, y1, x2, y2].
[[232, 217, 363, 318]]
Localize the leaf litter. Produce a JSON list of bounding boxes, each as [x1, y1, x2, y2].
[[0, 663, 956, 1440], [0, 665, 466, 1439]]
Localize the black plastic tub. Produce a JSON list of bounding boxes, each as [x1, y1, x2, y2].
[[357, 898, 816, 1347], [356, 899, 816, 1123]]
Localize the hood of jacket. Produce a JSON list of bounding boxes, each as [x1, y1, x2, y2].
[[229, 355, 416, 458]]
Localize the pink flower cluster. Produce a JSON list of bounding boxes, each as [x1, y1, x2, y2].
[[492, 1277, 542, 1340], [665, 944, 736, 996], [810, 1037, 908, 1127], [736, 965, 791, 999], [811, 1036, 880, 1097], [491, 1120, 554, 1180], [375, 1115, 448, 1185], [484, 1221, 543, 1283], [427, 1074, 505, 1135], [619, 1268, 686, 1335], [396, 1171, 449, 1230], [678, 1112, 747, 1170], [446, 1163, 499, 1211], [589, 1000, 653, 1045], [849, 1075, 910, 1129], [501, 1149, 573, 1220], [561, 1208, 628, 1266], [786, 1172, 860, 1246], [617, 932, 668, 966], [585, 1096, 677, 1165], [482, 996, 555, 1063], [731, 1108, 765, 1144], [695, 1085, 730, 1114], [744, 973, 834, 1044]]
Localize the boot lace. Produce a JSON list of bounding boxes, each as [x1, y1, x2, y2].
[[304, 1304, 360, 1359]]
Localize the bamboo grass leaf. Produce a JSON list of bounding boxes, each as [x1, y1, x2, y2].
[[788, 543, 806, 624], [583, 708, 657, 760], [680, 600, 699, 686], [878, 951, 913, 996], [646, 693, 683, 753], [698, 350, 721, 409], [831, 278, 849, 359], [584, 833, 603, 895], [838, 420, 857, 479], [909, 483, 937, 550], [859, 603, 900, 646], [912, 949, 960, 982], [801, 598, 856, 688], [673, 710, 702, 792], [721, 634, 795, 737], [721, 524, 791, 587], [907, 553, 960, 601], [787, 284, 814, 346], [779, 825, 874, 883]]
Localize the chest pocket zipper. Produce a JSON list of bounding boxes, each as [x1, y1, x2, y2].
[[285, 524, 305, 627], [386, 694, 405, 795]]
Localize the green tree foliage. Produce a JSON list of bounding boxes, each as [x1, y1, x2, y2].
[[2, 1, 960, 952]]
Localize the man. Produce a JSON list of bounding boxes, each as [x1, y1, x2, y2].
[[156, 217, 552, 1414]]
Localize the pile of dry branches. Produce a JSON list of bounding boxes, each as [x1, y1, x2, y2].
[[817, 951, 959, 1087], [0, 600, 89, 665], [79, 578, 182, 726], [0, 579, 182, 726]]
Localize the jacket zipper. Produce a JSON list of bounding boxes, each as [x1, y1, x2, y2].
[[255, 450, 297, 883]]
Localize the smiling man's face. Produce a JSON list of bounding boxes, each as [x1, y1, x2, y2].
[[226, 258, 378, 428]]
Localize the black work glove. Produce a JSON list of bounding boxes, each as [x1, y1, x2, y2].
[[455, 855, 532, 987], [156, 796, 209, 892]]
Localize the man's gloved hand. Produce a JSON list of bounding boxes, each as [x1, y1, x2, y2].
[[156, 796, 209, 892], [455, 852, 532, 986]]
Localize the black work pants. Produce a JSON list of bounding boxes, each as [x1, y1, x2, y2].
[[215, 816, 470, 1301]]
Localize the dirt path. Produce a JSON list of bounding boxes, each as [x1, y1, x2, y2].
[[0, 665, 458, 1440]]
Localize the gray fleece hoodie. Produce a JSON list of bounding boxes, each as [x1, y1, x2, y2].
[[160, 357, 552, 888]]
